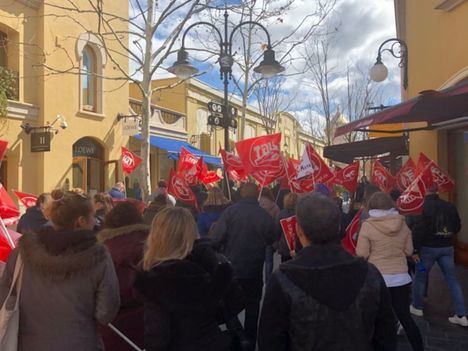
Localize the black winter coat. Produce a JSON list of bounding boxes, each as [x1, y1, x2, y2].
[[16, 206, 48, 235], [134, 240, 232, 351], [211, 197, 276, 279], [258, 244, 397, 351], [413, 194, 461, 252]]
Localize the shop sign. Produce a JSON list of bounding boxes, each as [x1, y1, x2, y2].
[[31, 132, 51, 152], [73, 137, 103, 159], [122, 118, 140, 136]]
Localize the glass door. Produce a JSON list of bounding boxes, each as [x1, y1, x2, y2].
[[72, 157, 87, 191]]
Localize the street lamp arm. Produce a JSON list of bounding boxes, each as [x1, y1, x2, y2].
[[375, 38, 407, 63], [229, 21, 272, 54], [181, 21, 223, 49]]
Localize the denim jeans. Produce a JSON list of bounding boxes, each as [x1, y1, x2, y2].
[[412, 246, 466, 316]]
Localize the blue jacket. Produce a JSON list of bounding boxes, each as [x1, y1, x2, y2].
[[108, 187, 125, 199], [197, 212, 221, 238]]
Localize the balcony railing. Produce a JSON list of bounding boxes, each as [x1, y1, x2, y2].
[[129, 99, 184, 125]]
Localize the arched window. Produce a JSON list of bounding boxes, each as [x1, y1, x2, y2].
[[81, 45, 96, 112]]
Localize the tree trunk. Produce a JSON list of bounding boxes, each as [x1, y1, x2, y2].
[[139, 0, 155, 201]]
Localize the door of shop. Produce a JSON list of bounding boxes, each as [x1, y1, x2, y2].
[[72, 137, 106, 196]]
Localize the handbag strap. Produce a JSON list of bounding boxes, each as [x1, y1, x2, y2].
[[5, 253, 23, 301]]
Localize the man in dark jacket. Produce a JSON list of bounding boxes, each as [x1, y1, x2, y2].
[[212, 182, 275, 349], [411, 185, 467, 326], [258, 193, 397, 351], [16, 193, 50, 235]]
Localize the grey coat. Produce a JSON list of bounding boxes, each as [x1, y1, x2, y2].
[[0, 228, 120, 351]]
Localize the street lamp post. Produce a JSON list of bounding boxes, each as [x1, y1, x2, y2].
[[369, 38, 408, 90], [168, 9, 285, 153]]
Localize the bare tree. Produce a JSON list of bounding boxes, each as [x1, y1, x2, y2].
[[192, 0, 335, 139], [38, 0, 210, 199], [253, 76, 294, 134]]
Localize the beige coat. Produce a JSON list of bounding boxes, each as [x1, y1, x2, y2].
[[356, 214, 413, 275]]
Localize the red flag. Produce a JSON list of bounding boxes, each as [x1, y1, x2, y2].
[[235, 133, 283, 186], [178, 147, 199, 173], [219, 149, 248, 180], [13, 190, 38, 208], [0, 140, 8, 162], [416, 154, 434, 190], [418, 153, 455, 193], [331, 161, 360, 193], [372, 160, 395, 193], [341, 209, 362, 256], [168, 169, 198, 210], [396, 158, 417, 192], [121, 147, 142, 174], [297, 144, 334, 184], [0, 229, 21, 262], [280, 215, 297, 251], [196, 157, 222, 184], [0, 184, 20, 222], [397, 176, 426, 215], [284, 158, 315, 194]]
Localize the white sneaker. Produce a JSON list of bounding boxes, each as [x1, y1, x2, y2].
[[410, 305, 424, 317], [448, 315, 468, 327]]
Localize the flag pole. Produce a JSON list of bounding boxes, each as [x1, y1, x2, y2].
[[258, 183, 264, 201], [225, 171, 232, 201], [0, 217, 15, 249], [108, 323, 143, 351]]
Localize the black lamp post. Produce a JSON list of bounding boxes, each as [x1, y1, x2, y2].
[[369, 38, 408, 90], [167, 9, 285, 152]]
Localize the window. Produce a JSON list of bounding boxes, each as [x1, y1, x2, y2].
[[81, 46, 96, 112], [245, 124, 256, 139]]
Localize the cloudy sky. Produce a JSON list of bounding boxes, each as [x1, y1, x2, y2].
[[150, 0, 401, 129]]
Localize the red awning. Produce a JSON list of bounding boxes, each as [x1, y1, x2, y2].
[[335, 81, 468, 137]]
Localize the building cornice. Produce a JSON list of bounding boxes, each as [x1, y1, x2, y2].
[[435, 0, 468, 11], [7, 100, 39, 120], [16, 0, 41, 10]]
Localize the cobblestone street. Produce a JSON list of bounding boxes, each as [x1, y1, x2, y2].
[[398, 264, 468, 350]]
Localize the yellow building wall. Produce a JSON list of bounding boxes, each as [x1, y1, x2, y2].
[[403, 0, 468, 162], [0, 1, 129, 196]]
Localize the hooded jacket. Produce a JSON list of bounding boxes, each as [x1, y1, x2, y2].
[[0, 227, 120, 351], [134, 240, 232, 351], [97, 223, 149, 351], [258, 244, 397, 351], [356, 212, 413, 275]]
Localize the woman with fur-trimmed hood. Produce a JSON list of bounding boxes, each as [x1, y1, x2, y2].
[[0, 190, 120, 351], [97, 201, 149, 351]]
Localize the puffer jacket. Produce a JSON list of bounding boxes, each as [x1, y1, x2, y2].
[[356, 212, 413, 274], [0, 227, 120, 351], [258, 244, 397, 351]]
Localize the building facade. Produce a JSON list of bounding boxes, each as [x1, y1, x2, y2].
[[394, 0, 468, 244], [0, 0, 129, 198], [129, 77, 324, 183]]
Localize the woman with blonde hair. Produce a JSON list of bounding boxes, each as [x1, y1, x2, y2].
[[197, 187, 231, 237], [134, 207, 233, 351]]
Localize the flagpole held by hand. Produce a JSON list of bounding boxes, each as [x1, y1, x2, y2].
[[108, 323, 144, 351], [225, 172, 232, 201]]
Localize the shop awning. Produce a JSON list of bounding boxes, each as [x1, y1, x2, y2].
[[335, 81, 468, 137], [134, 135, 222, 166], [323, 136, 408, 164]]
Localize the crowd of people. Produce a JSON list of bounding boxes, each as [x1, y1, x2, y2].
[[0, 177, 466, 351]]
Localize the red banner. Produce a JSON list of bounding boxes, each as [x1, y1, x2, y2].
[[297, 143, 334, 184], [418, 153, 455, 193], [0, 229, 21, 262], [341, 209, 362, 256], [397, 176, 426, 215], [331, 161, 359, 193], [0, 140, 8, 162], [396, 158, 416, 192], [178, 147, 200, 185], [235, 133, 283, 186], [196, 157, 222, 185], [280, 215, 297, 251], [13, 190, 38, 208], [219, 149, 248, 182], [372, 160, 395, 193], [0, 184, 20, 225], [121, 147, 143, 175], [168, 169, 198, 210]]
